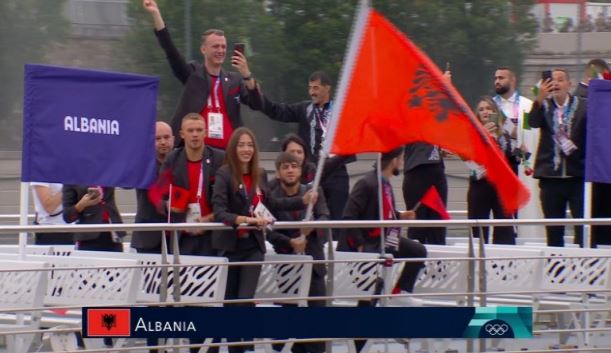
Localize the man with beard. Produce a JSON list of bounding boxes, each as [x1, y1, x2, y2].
[[529, 69, 587, 247], [258, 71, 354, 239], [493, 67, 543, 238], [131, 121, 175, 253], [339, 147, 427, 304], [267, 152, 329, 353]]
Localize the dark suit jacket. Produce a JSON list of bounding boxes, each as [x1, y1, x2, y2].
[[131, 159, 165, 250], [154, 27, 263, 146], [267, 183, 329, 276], [148, 146, 225, 222], [259, 97, 355, 178], [211, 165, 306, 253], [337, 171, 400, 252], [528, 95, 587, 178], [62, 186, 124, 242]]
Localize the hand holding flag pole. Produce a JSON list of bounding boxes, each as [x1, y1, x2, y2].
[[411, 186, 451, 220]]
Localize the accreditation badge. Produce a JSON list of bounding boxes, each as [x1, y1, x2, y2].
[[186, 202, 202, 223], [207, 112, 224, 139]]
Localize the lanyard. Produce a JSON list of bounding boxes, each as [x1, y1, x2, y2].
[[196, 162, 204, 201], [494, 93, 520, 122], [207, 76, 221, 110], [382, 179, 396, 220]]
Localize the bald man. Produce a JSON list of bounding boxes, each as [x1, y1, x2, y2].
[[131, 121, 175, 253]]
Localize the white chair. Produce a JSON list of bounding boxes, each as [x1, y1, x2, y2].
[[0, 259, 48, 353]]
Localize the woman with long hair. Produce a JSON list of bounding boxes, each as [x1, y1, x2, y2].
[[211, 127, 315, 353], [466, 96, 517, 244]]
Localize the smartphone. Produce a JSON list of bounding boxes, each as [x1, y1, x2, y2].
[[488, 112, 500, 126], [541, 70, 552, 81], [233, 43, 245, 56], [87, 187, 101, 198]]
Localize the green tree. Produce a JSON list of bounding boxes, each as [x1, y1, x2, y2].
[[375, 0, 538, 105], [120, 1, 536, 148], [0, 0, 67, 149], [122, 0, 288, 120]]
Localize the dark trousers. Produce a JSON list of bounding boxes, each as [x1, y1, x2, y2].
[[387, 237, 428, 292], [403, 163, 448, 245], [321, 172, 350, 241], [76, 232, 123, 252], [273, 271, 327, 353], [180, 232, 216, 256], [539, 178, 584, 247], [191, 237, 263, 353], [592, 182, 611, 247], [467, 179, 516, 244], [354, 237, 426, 353], [34, 232, 74, 245]]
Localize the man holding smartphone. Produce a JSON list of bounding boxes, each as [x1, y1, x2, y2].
[[143, 0, 262, 149], [62, 185, 125, 251], [529, 68, 588, 247]]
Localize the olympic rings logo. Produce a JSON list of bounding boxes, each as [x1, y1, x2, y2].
[[484, 323, 509, 336]]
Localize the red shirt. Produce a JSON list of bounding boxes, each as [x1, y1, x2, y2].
[[187, 160, 212, 216], [200, 75, 234, 149]]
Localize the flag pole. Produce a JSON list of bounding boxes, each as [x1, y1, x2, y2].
[[18, 182, 29, 259], [376, 153, 386, 258], [159, 184, 172, 303], [304, 0, 371, 221], [584, 182, 592, 248]]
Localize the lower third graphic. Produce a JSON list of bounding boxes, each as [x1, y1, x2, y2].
[[463, 307, 532, 339], [86, 308, 131, 337]]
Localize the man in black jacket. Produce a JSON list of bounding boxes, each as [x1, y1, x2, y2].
[[148, 113, 225, 256], [131, 121, 174, 253], [339, 147, 427, 303], [529, 68, 587, 247], [268, 152, 329, 353], [258, 71, 354, 239], [143, 0, 263, 149]]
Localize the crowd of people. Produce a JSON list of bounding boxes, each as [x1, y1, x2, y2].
[[27, 0, 611, 351]]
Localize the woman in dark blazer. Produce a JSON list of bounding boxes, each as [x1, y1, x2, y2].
[[62, 185, 124, 251], [211, 127, 315, 353]]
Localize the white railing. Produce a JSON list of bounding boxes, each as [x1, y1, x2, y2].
[[1, 218, 611, 353]]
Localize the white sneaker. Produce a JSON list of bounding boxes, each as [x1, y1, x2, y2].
[[390, 291, 423, 307]]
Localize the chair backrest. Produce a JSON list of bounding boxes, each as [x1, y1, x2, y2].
[[536, 247, 611, 298], [0, 254, 141, 306], [330, 251, 386, 299], [477, 246, 544, 294], [255, 254, 313, 307], [0, 244, 76, 256], [0, 259, 48, 310], [70, 250, 228, 305], [414, 248, 469, 300]]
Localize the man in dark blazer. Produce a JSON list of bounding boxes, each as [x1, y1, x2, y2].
[[148, 113, 225, 256], [529, 68, 588, 247], [144, 0, 263, 149], [338, 147, 427, 303], [267, 152, 329, 353], [62, 185, 124, 252], [131, 121, 175, 253], [257, 71, 354, 239]]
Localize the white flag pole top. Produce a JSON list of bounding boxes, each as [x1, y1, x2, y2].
[[304, 0, 371, 221]]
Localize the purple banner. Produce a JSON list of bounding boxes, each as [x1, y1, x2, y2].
[[21, 64, 159, 188], [586, 79, 611, 183]]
